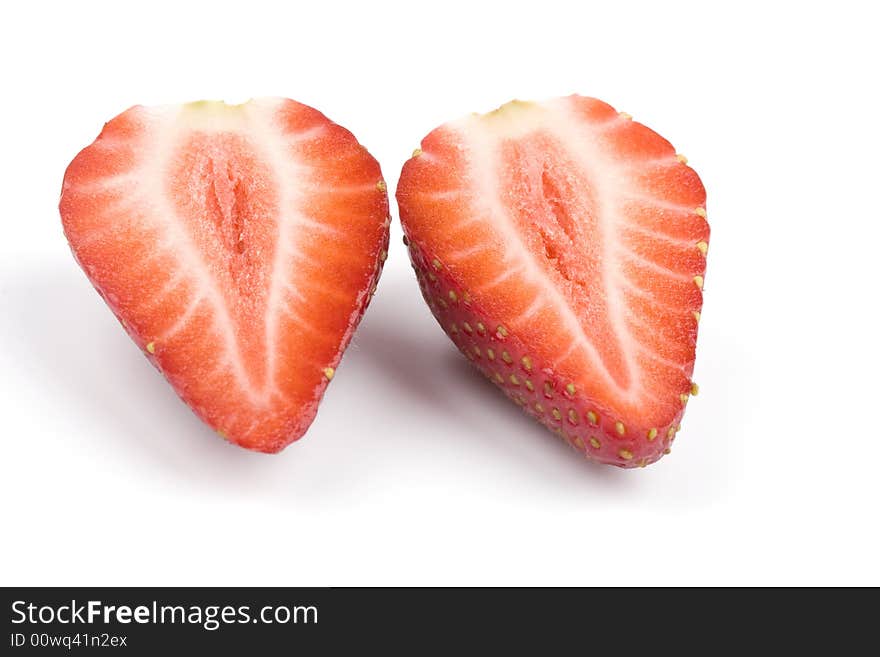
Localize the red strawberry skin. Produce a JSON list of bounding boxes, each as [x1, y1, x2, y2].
[[60, 98, 389, 452], [397, 96, 709, 468]]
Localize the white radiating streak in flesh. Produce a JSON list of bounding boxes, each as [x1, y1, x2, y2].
[[281, 279, 307, 304], [516, 294, 548, 325], [446, 241, 491, 263], [422, 189, 466, 200], [292, 213, 342, 236], [161, 295, 207, 340], [68, 171, 140, 194], [548, 339, 579, 370], [616, 249, 694, 282], [249, 98, 322, 399], [282, 123, 327, 145], [622, 193, 700, 215], [620, 221, 703, 248], [278, 304, 326, 347], [634, 342, 690, 374], [138, 261, 190, 313], [619, 277, 687, 314]]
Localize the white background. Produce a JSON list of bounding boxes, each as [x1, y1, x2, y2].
[[1, 1, 878, 586]]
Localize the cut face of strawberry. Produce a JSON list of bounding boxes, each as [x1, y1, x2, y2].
[[397, 96, 708, 468], [60, 98, 389, 452]]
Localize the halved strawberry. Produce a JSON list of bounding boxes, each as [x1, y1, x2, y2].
[[60, 98, 389, 452], [397, 96, 708, 468]]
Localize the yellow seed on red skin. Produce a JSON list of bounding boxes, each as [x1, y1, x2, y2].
[[693, 310, 701, 322], [667, 426, 676, 439], [379, 249, 388, 262], [476, 322, 486, 335], [521, 356, 532, 372], [524, 379, 534, 392], [432, 258, 442, 270], [638, 458, 648, 468], [323, 367, 335, 380], [615, 421, 626, 436], [438, 298, 448, 309], [487, 348, 495, 360], [509, 374, 520, 386], [574, 437, 585, 449], [494, 372, 504, 383], [146, 341, 156, 354], [463, 322, 473, 334], [449, 323, 458, 334], [473, 346, 481, 358], [534, 402, 544, 414], [496, 325, 508, 338], [696, 241, 708, 255], [552, 408, 562, 420], [568, 409, 579, 425], [619, 111, 632, 120], [376, 180, 387, 192], [676, 154, 688, 164], [619, 449, 633, 460], [448, 290, 458, 302], [664, 448, 672, 455], [693, 275, 704, 289], [544, 381, 554, 398], [680, 393, 689, 405], [501, 351, 512, 364], [412, 148, 423, 158], [565, 382, 576, 396], [590, 438, 601, 449], [587, 411, 598, 425], [694, 207, 707, 218], [691, 382, 700, 396], [427, 272, 437, 283], [647, 428, 658, 441]]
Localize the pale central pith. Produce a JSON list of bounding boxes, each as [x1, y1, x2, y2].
[[456, 104, 641, 398], [168, 131, 278, 396], [135, 100, 322, 404]]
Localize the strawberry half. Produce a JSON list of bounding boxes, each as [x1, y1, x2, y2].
[[396, 96, 708, 468], [60, 98, 389, 452]]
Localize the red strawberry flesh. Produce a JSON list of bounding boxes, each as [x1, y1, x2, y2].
[[60, 98, 389, 452], [397, 96, 709, 468]]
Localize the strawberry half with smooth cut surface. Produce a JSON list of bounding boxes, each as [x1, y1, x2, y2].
[[60, 98, 389, 452], [396, 96, 709, 468]]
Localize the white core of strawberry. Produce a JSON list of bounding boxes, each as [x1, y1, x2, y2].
[[83, 99, 333, 406], [445, 98, 695, 407]]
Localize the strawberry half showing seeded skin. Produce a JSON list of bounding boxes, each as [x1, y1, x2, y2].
[[60, 98, 390, 452], [396, 96, 709, 468]]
